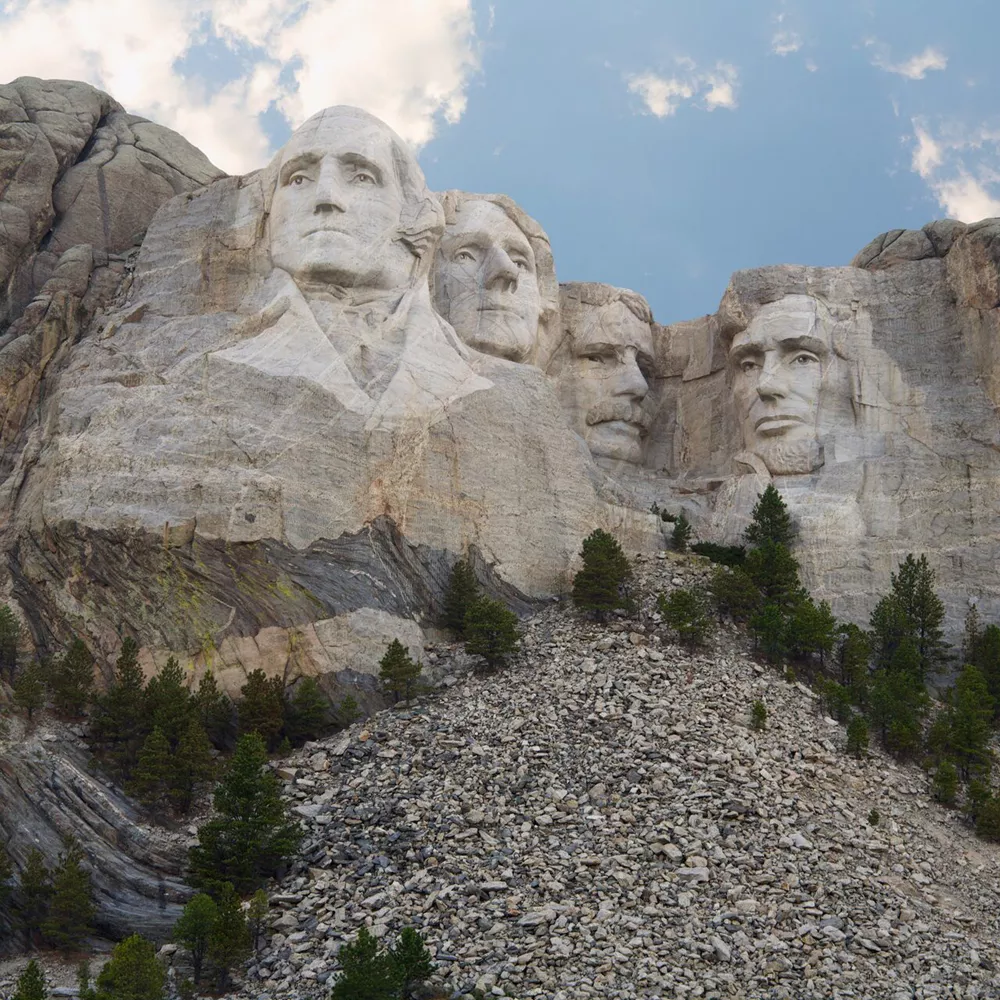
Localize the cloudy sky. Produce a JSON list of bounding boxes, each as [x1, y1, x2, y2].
[[2, 0, 997, 322]]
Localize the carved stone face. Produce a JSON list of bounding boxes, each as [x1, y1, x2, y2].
[[729, 294, 831, 474], [434, 199, 541, 362], [269, 110, 412, 291], [556, 300, 654, 464]]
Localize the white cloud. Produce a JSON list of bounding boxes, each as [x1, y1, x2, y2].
[[0, 0, 479, 173], [908, 118, 1000, 223], [870, 43, 947, 80], [771, 31, 801, 56], [627, 59, 740, 118]]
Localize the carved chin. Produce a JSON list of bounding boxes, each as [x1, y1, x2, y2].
[[586, 421, 645, 464], [463, 319, 534, 362], [755, 437, 824, 475]]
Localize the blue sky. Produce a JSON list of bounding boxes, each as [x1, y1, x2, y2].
[[3, 0, 998, 322]]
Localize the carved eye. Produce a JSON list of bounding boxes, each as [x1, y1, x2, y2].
[[455, 249, 477, 263], [583, 354, 606, 364], [353, 171, 376, 185], [792, 352, 818, 366], [290, 174, 308, 186], [512, 258, 529, 271], [740, 359, 759, 373]]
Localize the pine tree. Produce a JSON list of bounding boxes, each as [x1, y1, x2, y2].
[[657, 588, 712, 648], [330, 926, 399, 1000], [92, 933, 165, 1000], [92, 637, 149, 780], [707, 567, 760, 624], [571, 529, 632, 620], [464, 597, 521, 670], [14, 665, 45, 721], [378, 640, 422, 704], [207, 883, 251, 993], [128, 727, 172, 814], [48, 639, 95, 718], [972, 623, 1000, 720], [846, 714, 869, 758], [171, 717, 215, 815], [671, 512, 693, 553], [144, 657, 192, 749], [195, 670, 235, 749], [869, 593, 912, 672], [12, 959, 47, 1000], [284, 676, 329, 743], [749, 603, 787, 664], [0, 604, 24, 684], [963, 603, 982, 666], [42, 838, 94, 951], [442, 559, 480, 636], [247, 889, 268, 954], [389, 926, 435, 997], [237, 669, 285, 751], [890, 554, 948, 672], [837, 623, 871, 698], [744, 484, 794, 547], [786, 597, 837, 666], [188, 733, 302, 894], [15, 848, 51, 947], [336, 695, 362, 727], [744, 541, 801, 610], [173, 892, 218, 985], [868, 651, 928, 757], [946, 664, 994, 781], [932, 759, 959, 806]]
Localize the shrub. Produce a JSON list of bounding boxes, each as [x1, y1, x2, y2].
[[571, 529, 632, 620], [690, 542, 746, 568], [846, 715, 869, 758], [13, 959, 47, 1000], [337, 695, 362, 726], [707, 567, 760, 623], [657, 588, 712, 648], [464, 597, 520, 670], [671, 512, 693, 553], [819, 680, 852, 724], [329, 926, 436, 1000], [750, 699, 767, 732], [932, 759, 959, 807], [378, 640, 422, 704], [867, 808, 880, 827], [442, 559, 480, 637], [975, 796, 1000, 842], [173, 893, 218, 985], [91, 934, 165, 1000]]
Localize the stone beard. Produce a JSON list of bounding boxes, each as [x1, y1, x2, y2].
[[433, 197, 543, 363], [551, 285, 655, 466]]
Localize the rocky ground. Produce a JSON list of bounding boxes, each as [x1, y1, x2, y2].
[[224, 554, 1000, 1000]]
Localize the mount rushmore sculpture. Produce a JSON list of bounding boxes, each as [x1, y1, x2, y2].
[[2, 77, 1000, 696]]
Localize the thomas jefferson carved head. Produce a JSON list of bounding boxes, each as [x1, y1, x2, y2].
[[432, 192, 558, 364], [549, 282, 655, 465], [267, 107, 443, 293]]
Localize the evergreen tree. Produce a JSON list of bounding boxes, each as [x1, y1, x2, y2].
[[195, 670, 235, 749], [389, 926, 435, 998], [945, 664, 994, 781], [837, 623, 871, 698], [869, 594, 912, 672], [92, 637, 148, 780], [173, 892, 218, 985], [744, 484, 794, 547], [144, 657, 192, 749], [42, 838, 94, 951], [749, 603, 787, 664], [171, 717, 215, 815], [237, 669, 285, 751], [207, 883, 251, 993], [868, 650, 928, 757], [657, 588, 712, 648], [932, 759, 959, 806], [972, 623, 1000, 720], [976, 796, 1000, 842], [671, 512, 693, 553], [963, 603, 982, 666], [744, 541, 801, 610], [336, 694, 362, 727], [786, 597, 837, 666], [750, 700, 768, 732], [128, 727, 172, 814], [442, 559, 480, 636], [0, 604, 24, 684], [571, 529, 632, 620], [890, 554, 948, 672], [48, 640, 94, 718], [846, 714, 869, 758], [284, 676, 329, 744], [464, 597, 521, 670], [378, 640, 422, 704], [707, 567, 760, 623], [12, 959, 47, 1000], [13, 665, 45, 721], [188, 733, 302, 894], [247, 889, 268, 954], [92, 933, 165, 1000], [15, 848, 51, 947], [330, 926, 399, 1000]]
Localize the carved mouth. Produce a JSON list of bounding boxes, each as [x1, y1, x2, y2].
[[754, 414, 805, 431], [304, 226, 352, 237]]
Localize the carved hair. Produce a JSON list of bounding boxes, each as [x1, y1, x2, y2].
[[558, 281, 653, 327]]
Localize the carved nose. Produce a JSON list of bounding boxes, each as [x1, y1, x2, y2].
[[484, 248, 519, 293], [314, 167, 346, 213], [616, 350, 649, 401], [756, 363, 788, 399]]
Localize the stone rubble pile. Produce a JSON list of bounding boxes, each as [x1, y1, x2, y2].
[[242, 558, 1000, 998]]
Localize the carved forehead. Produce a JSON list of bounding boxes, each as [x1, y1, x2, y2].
[[443, 200, 534, 255], [279, 112, 398, 169], [576, 300, 654, 355], [730, 294, 829, 354]]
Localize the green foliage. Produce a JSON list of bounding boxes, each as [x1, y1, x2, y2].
[[378, 640, 423, 705], [389, 926, 435, 997], [837, 624, 871, 698], [336, 695, 362, 727], [48, 640, 95, 718], [0, 604, 24, 684], [707, 567, 760, 623], [13, 959, 47, 1000], [750, 699, 767, 732], [144, 657, 192, 749], [172, 717, 215, 815], [14, 664, 45, 720], [868, 657, 928, 757], [195, 670, 235, 749], [749, 603, 788, 664], [329, 925, 436, 1000], [92, 637, 148, 780], [128, 727, 172, 813], [786, 597, 837, 666], [188, 732, 302, 894], [744, 484, 793, 547], [207, 883, 250, 993], [868, 808, 880, 827], [442, 559, 480, 636], [657, 588, 712, 648], [969, 623, 1000, 721], [238, 669, 285, 751], [173, 892, 218, 985], [819, 680, 852, 724], [247, 889, 269, 953], [846, 714, 869, 758], [571, 529, 632, 620], [464, 597, 521, 670], [93, 933, 165, 1000], [285, 676, 330, 744], [671, 512, 693, 553], [42, 838, 94, 951], [932, 759, 959, 807], [965, 778, 993, 826], [690, 542, 746, 567], [744, 541, 801, 610], [975, 796, 1000, 842], [15, 848, 51, 946], [937, 665, 994, 781]]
